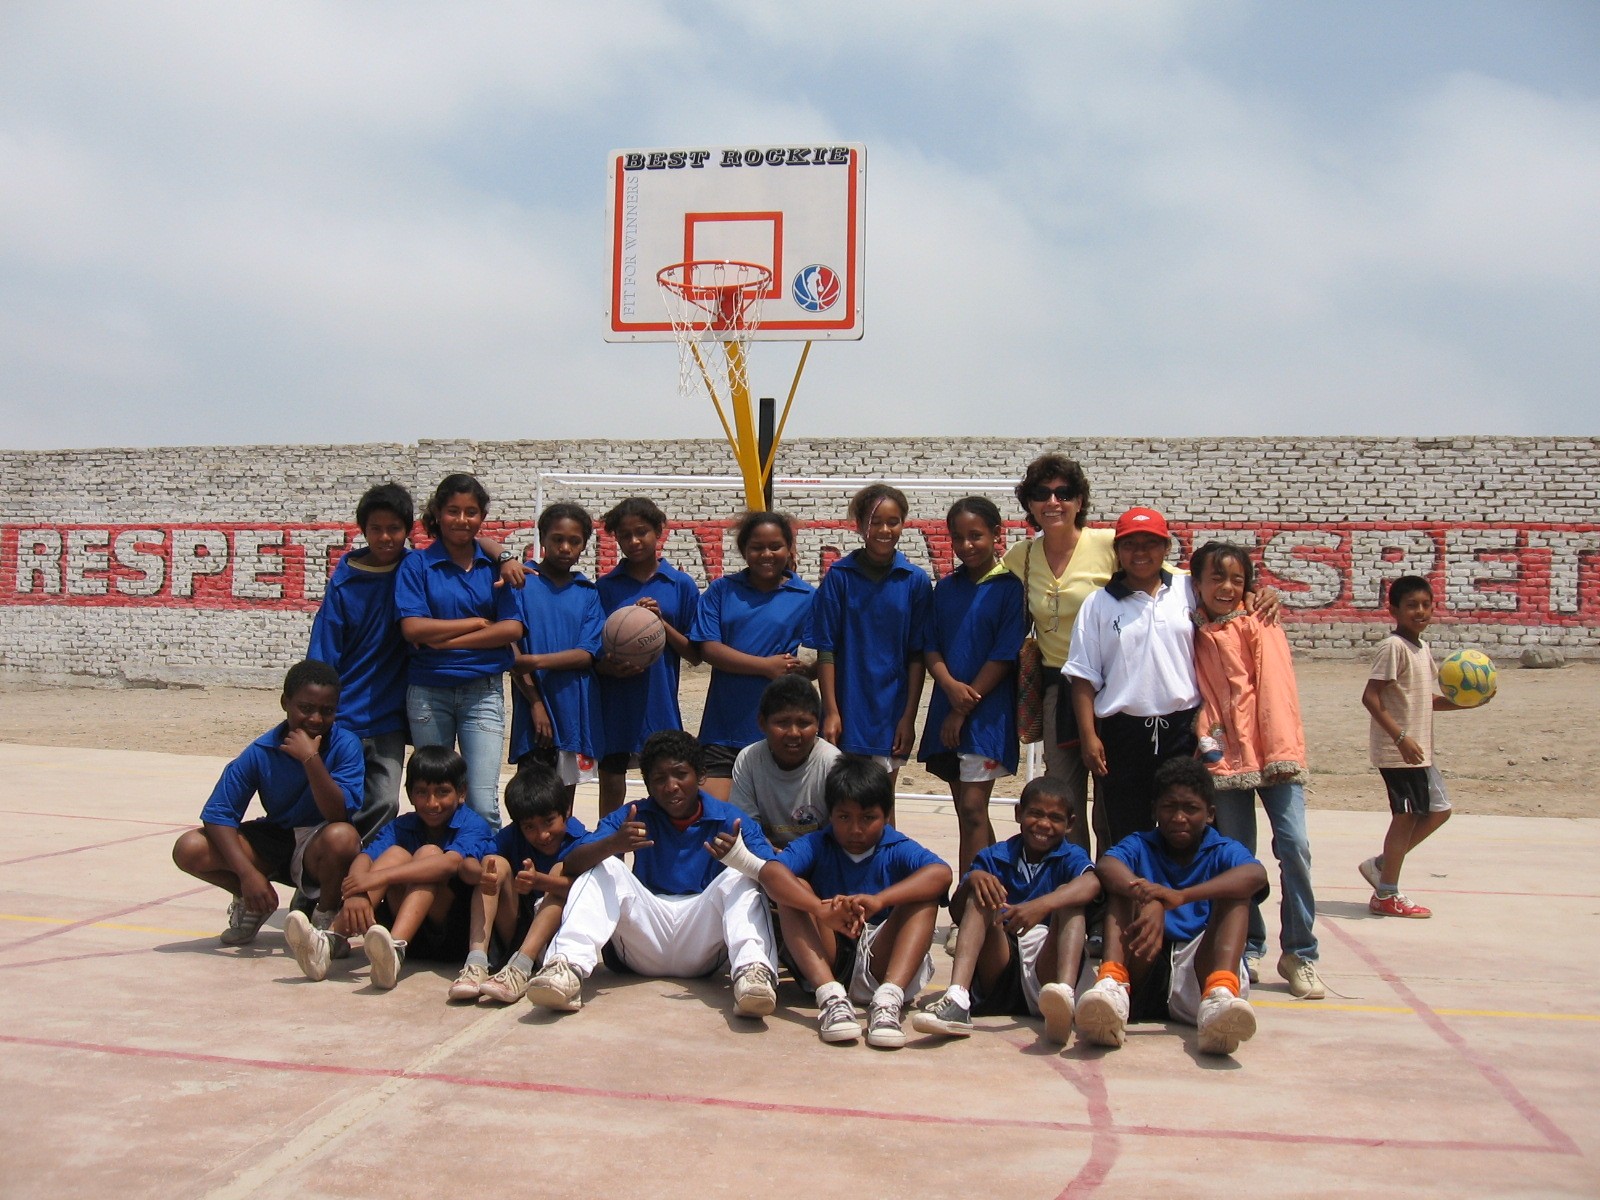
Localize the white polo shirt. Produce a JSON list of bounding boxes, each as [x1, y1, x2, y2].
[[1063, 570, 1201, 718]]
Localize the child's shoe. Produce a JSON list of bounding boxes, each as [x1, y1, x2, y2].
[[911, 991, 972, 1038], [448, 962, 489, 1001], [220, 896, 269, 946], [478, 961, 531, 1005], [365, 926, 406, 990], [942, 924, 960, 956], [525, 955, 584, 1011], [1277, 952, 1326, 999], [1244, 953, 1262, 985], [866, 998, 907, 1049], [816, 992, 862, 1043], [284, 910, 330, 981], [1358, 856, 1383, 890], [732, 963, 778, 1017], [1037, 982, 1076, 1044], [1196, 987, 1257, 1055], [1369, 892, 1431, 918], [1075, 977, 1129, 1048]]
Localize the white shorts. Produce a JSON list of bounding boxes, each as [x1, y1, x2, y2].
[[556, 751, 598, 787], [1164, 937, 1253, 1026], [1426, 765, 1452, 813], [958, 754, 1011, 783], [867, 755, 908, 773], [847, 917, 935, 1006], [290, 823, 323, 901]]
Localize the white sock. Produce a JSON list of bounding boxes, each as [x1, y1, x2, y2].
[[815, 979, 847, 1004], [945, 983, 971, 1008], [872, 982, 905, 1010]]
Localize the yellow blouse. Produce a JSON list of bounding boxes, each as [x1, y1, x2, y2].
[[1002, 528, 1118, 669]]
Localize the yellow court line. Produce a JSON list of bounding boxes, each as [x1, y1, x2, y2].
[[1252, 999, 1600, 1022], [0, 913, 212, 938]]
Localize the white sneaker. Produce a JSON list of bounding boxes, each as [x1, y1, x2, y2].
[[1277, 953, 1326, 1000], [942, 924, 960, 957], [1244, 954, 1262, 985], [448, 962, 489, 1001], [1038, 982, 1076, 1045], [365, 926, 404, 990], [866, 999, 906, 1049], [817, 992, 862, 1043], [283, 910, 331, 982], [525, 955, 583, 1011], [732, 963, 778, 1018], [220, 896, 269, 946], [1075, 977, 1129, 1048], [479, 961, 532, 1005], [1196, 987, 1257, 1055], [1358, 856, 1383, 890]]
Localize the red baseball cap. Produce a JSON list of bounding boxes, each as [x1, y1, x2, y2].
[[1113, 507, 1170, 542]]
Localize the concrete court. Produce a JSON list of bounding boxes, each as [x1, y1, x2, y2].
[[1, 742, 1596, 1200]]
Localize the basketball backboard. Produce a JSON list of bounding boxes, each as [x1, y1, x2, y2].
[[605, 143, 866, 342]]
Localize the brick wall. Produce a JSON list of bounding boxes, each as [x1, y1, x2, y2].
[[3, 436, 1596, 684]]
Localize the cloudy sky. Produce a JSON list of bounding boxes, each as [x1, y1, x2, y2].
[[2, 1, 1596, 450]]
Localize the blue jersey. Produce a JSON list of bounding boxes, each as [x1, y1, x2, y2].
[[577, 792, 774, 896], [393, 540, 521, 687], [596, 560, 700, 757], [918, 563, 1026, 770], [1103, 827, 1265, 943], [307, 548, 408, 739], [807, 550, 933, 757], [777, 826, 946, 925], [365, 805, 497, 862], [508, 566, 605, 761], [200, 723, 365, 829], [494, 817, 589, 875], [967, 834, 1093, 905], [690, 568, 815, 749]]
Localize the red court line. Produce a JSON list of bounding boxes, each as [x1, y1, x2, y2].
[[0, 1032, 1564, 1157], [0, 948, 152, 972], [1324, 885, 1600, 900], [0, 887, 209, 953], [1322, 921, 1579, 1155], [0, 826, 178, 867], [0, 808, 191, 829], [1048, 1055, 1120, 1198]]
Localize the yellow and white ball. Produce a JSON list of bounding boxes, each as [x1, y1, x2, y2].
[[1439, 649, 1497, 708]]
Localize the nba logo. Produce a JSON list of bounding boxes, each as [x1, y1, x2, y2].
[[792, 264, 841, 312]]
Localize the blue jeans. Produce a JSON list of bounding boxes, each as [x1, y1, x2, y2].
[[354, 730, 407, 844], [1212, 780, 1318, 962], [407, 677, 506, 829]]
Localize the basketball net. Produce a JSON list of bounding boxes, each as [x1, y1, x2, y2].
[[657, 260, 772, 510]]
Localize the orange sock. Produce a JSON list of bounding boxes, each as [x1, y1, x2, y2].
[[1098, 961, 1130, 986], [1204, 970, 1241, 996]]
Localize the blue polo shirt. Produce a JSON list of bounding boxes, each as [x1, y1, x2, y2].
[[494, 816, 589, 876], [807, 550, 933, 757], [777, 826, 946, 925], [578, 791, 774, 896], [690, 568, 815, 749], [307, 549, 408, 739], [365, 804, 497, 862], [1103, 827, 1266, 943], [917, 563, 1026, 771], [200, 723, 365, 829], [393, 540, 521, 687], [508, 566, 605, 761], [967, 834, 1093, 905], [596, 560, 700, 757]]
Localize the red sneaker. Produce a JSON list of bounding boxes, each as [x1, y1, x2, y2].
[[1369, 892, 1432, 918]]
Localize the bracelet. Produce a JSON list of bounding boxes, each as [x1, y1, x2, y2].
[[1393, 731, 1407, 746]]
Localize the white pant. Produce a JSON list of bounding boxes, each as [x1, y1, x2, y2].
[[551, 857, 777, 979]]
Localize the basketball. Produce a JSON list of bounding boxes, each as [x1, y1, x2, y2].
[[602, 605, 666, 670], [1439, 649, 1497, 708]]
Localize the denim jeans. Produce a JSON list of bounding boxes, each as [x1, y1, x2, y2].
[[354, 729, 407, 844], [406, 676, 506, 829], [1212, 780, 1318, 962]]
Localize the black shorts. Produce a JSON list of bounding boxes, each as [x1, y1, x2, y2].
[[516, 746, 559, 773], [377, 877, 473, 963], [239, 819, 298, 886], [777, 925, 859, 989], [701, 743, 740, 779], [924, 751, 960, 785], [598, 752, 636, 775], [1380, 766, 1432, 815], [1128, 937, 1179, 1025], [971, 932, 1030, 1018]]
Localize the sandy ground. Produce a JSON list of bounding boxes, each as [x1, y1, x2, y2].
[[1, 658, 1590, 819]]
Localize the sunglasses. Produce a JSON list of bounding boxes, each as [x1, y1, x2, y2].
[[1027, 486, 1079, 504]]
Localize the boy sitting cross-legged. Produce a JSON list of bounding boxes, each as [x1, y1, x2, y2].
[[173, 659, 364, 951], [524, 730, 782, 1019], [728, 676, 842, 849], [913, 776, 1100, 1044], [746, 755, 952, 1049], [288, 745, 496, 989], [1076, 757, 1268, 1056], [456, 761, 589, 1003]]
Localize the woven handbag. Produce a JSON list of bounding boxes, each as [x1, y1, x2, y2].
[[1016, 541, 1045, 744]]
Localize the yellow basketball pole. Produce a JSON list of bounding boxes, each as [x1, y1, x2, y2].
[[725, 339, 767, 512], [761, 340, 811, 490]]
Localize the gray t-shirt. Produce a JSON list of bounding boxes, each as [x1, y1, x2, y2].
[[729, 738, 842, 848]]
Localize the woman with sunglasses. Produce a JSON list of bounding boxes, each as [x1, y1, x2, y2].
[[1001, 454, 1116, 857]]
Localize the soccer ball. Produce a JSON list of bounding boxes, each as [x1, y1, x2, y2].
[[1438, 649, 1497, 708]]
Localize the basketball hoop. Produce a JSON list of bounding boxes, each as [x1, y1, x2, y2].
[[657, 260, 773, 508]]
